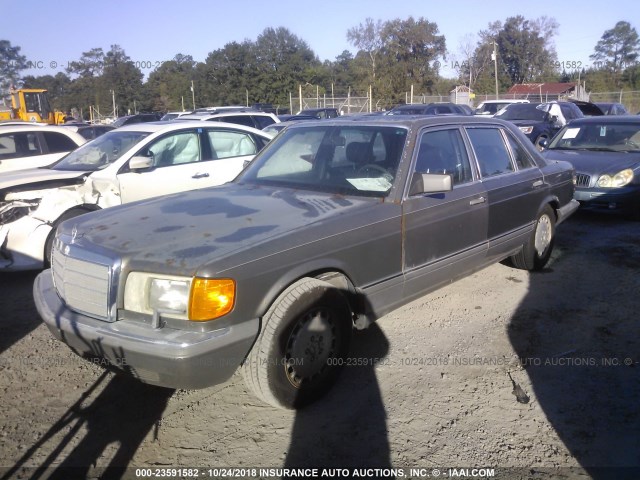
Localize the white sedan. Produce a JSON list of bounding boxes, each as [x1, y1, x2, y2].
[[0, 121, 273, 270], [0, 124, 86, 173]]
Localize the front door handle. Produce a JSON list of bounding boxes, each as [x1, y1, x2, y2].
[[192, 172, 210, 179], [532, 180, 544, 188], [470, 196, 486, 205]]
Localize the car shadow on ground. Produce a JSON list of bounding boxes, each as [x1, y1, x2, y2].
[[0, 271, 40, 355], [2, 371, 174, 480], [508, 211, 640, 479], [284, 323, 393, 474]]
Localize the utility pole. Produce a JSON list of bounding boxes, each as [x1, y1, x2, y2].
[[492, 41, 499, 99], [111, 89, 116, 118], [191, 81, 196, 110]]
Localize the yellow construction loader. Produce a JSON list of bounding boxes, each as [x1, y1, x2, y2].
[[0, 88, 66, 124]]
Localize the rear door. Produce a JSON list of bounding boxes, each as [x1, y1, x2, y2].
[[465, 126, 546, 261], [0, 131, 71, 172]]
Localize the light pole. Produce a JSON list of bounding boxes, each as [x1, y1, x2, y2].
[[492, 41, 499, 99]]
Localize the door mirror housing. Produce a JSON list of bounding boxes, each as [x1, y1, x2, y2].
[[409, 173, 453, 196], [129, 156, 153, 171]]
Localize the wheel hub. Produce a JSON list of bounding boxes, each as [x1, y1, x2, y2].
[[284, 308, 336, 388], [534, 214, 552, 256]]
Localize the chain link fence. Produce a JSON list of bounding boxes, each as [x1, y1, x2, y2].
[[294, 91, 640, 115]]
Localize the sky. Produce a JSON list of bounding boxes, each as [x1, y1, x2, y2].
[[3, 0, 639, 82]]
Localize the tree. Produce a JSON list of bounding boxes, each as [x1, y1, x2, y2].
[[101, 45, 144, 114], [590, 21, 640, 77], [497, 16, 558, 85], [379, 17, 447, 100], [66, 48, 105, 78], [347, 18, 384, 82], [0, 40, 28, 94], [146, 53, 197, 111], [468, 16, 559, 94], [252, 27, 320, 105]]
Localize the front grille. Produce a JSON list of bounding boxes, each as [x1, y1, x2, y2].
[[575, 173, 591, 187], [52, 244, 112, 320]]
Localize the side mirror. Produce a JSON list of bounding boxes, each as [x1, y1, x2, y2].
[[129, 155, 153, 171], [538, 138, 549, 150], [409, 173, 453, 196]]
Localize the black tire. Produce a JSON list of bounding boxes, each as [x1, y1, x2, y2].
[[511, 205, 556, 271], [242, 277, 353, 409], [43, 209, 91, 267]]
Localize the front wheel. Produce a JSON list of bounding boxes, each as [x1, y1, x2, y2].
[[242, 277, 353, 409], [511, 205, 556, 271]]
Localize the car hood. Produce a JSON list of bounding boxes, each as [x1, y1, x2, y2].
[[58, 183, 389, 276], [0, 168, 89, 198], [542, 149, 640, 175]]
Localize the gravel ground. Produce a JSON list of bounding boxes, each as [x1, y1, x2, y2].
[[0, 210, 638, 480]]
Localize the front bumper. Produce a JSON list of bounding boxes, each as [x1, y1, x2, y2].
[[574, 186, 640, 213], [0, 217, 51, 271], [556, 199, 580, 225], [34, 270, 260, 389]]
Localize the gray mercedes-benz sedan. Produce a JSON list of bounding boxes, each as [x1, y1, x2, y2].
[[34, 116, 579, 409]]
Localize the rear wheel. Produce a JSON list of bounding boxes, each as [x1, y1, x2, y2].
[[511, 205, 555, 271], [242, 277, 353, 409]]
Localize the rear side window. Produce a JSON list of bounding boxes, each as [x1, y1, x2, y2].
[[0, 132, 43, 158], [466, 128, 514, 177], [206, 130, 258, 159], [505, 133, 536, 169], [42, 132, 79, 153], [210, 116, 255, 128], [253, 115, 276, 129]]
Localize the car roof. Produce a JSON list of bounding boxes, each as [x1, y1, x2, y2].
[[281, 115, 519, 130], [113, 120, 274, 137], [0, 123, 88, 139]]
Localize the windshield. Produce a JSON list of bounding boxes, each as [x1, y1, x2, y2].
[[52, 130, 150, 171], [237, 124, 408, 197], [496, 104, 548, 121], [548, 122, 640, 152]]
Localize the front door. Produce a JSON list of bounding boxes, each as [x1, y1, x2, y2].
[[402, 127, 489, 300]]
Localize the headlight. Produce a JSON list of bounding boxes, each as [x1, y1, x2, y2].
[[519, 126, 533, 135], [0, 200, 40, 224], [125, 272, 235, 321], [596, 168, 634, 188]]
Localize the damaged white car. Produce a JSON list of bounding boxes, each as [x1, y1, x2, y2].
[[0, 121, 273, 271]]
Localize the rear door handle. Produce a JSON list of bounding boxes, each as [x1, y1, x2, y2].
[[470, 196, 486, 205], [192, 172, 210, 179], [532, 180, 544, 188]]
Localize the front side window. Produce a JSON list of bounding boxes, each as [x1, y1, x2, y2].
[[43, 132, 79, 153], [142, 132, 200, 167], [415, 129, 473, 185], [238, 125, 407, 197], [466, 128, 514, 177]]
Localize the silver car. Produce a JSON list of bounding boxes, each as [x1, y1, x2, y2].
[[34, 116, 579, 409]]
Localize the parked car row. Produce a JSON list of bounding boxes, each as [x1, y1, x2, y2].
[[2, 106, 635, 409], [0, 121, 273, 271]]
